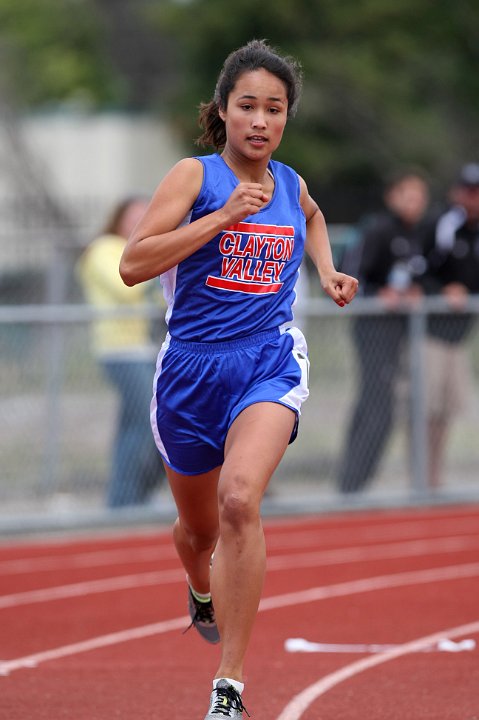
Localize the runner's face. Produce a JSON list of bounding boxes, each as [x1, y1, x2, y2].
[[219, 69, 289, 159]]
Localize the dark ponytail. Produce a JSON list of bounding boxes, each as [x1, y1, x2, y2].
[[196, 100, 227, 149]]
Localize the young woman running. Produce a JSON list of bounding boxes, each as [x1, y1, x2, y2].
[[120, 39, 358, 719]]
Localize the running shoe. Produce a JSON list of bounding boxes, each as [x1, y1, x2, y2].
[[185, 586, 220, 644], [204, 679, 249, 718]]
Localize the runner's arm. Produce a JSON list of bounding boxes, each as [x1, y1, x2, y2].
[[120, 158, 268, 286], [299, 175, 358, 306]]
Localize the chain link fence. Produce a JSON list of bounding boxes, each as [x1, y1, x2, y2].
[[1, 204, 478, 531], [1, 297, 479, 533]]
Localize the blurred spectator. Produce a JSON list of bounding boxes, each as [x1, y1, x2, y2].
[[337, 170, 431, 493], [422, 163, 479, 488], [77, 197, 165, 507]]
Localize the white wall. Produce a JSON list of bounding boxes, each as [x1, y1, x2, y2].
[[0, 112, 185, 270], [19, 112, 184, 200]]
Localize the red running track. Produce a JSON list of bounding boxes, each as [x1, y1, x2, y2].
[[1, 504, 479, 719]]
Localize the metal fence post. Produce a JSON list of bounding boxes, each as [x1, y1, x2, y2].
[[408, 306, 428, 497], [42, 241, 71, 495]]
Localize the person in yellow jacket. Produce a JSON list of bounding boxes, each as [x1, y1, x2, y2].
[[77, 197, 165, 507]]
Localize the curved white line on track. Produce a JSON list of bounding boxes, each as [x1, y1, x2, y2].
[[1, 561, 479, 677], [0, 616, 189, 676], [2, 536, 479, 610], [274, 619, 479, 720], [258, 561, 479, 613], [0, 569, 185, 609]]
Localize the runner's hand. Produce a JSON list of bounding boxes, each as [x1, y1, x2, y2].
[[321, 272, 359, 307], [221, 183, 269, 225]]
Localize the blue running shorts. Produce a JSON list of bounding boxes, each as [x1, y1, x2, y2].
[[150, 326, 309, 475]]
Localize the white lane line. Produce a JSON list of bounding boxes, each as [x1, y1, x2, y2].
[[0, 616, 189, 677], [2, 537, 479, 610], [265, 516, 479, 550], [0, 569, 184, 609], [2, 514, 478, 575], [258, 561, 479, 613], [1, 531, 475, 578], [1, 561, 479, 677], [0, 545, 177, 576], [266, 534, 479, 571], [274, 620, 479, 720]]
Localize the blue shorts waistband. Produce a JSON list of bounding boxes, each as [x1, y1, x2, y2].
[[169, 328, 280, 354]]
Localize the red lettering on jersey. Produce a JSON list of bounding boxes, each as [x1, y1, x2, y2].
[[252, 260, 264, 282], [219, 232, 234, 255], [210, 223, 295, 294], [284, 237, 294, 261], [226, 257, 244, 280], [262, 237, 276, 259], [221, 257, 237, 276], [273, 262, 285, 282], [242, 235, 256, 257], [272, 238, 285, 261], [242, 258, 254, 282], [255, 235, 267, 256]]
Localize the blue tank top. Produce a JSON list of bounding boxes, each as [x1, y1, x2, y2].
[[160, 153, 306, 342]]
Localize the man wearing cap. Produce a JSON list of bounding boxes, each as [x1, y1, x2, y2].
[[422, 163, 479, 488]]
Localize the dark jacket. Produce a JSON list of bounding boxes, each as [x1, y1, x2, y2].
[[341, 209, 429, 297], [422, 206, 479, 343]]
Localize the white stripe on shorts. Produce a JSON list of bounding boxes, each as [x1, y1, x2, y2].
[[279, 326, 310, 413], [150, 334, 171, 464]]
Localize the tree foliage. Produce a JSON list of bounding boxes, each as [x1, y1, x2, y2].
[[0, 0, 121, 108], [1, 0, 478, 217], [152, 0, 479, 214]]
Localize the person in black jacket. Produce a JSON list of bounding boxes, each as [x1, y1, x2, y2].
[[421, 163, 479, 488], [338, 170, 431, 493]]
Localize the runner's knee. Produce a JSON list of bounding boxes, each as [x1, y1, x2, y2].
[[218, 476, 260, 532], [175, 518, 218, 554]]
